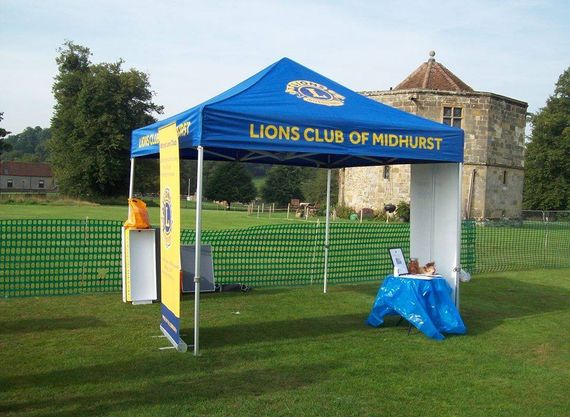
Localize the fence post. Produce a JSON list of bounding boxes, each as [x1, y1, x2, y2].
[[542, 212, 548, 266], [310, 219, 320, 285], [287, 203, 290, 219], [82, 216, 89, 289]]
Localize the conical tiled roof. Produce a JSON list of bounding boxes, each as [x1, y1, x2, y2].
[[394, 51, 473, 92]]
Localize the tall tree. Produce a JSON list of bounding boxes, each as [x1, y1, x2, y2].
[[49, 41, 163, 198], [180, 160, 198, 196], [301, 168, 338, 206], [261, 166, 304, 206], [204, 162, 256, 208], [523, 66, 570, 210], [0, 113, 12, 157]]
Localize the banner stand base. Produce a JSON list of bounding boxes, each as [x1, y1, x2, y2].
[[160, 325, 188, 353]]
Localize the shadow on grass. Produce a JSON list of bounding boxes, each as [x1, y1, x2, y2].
[[328, 282, 379, 297], [182, 286, 293, 302], [324, 276, 570, 336], [461, 276, 570, 335], [190, 313, 368, 349], [1, 357, 337, 417], [0, 316, 106, 335]]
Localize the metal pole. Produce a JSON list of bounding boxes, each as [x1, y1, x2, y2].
[[128, 158, 135, 198], [193, 146, 204, 356], [323, 169, 331, 294], [456, 163, 463, 308], [127, 158, 135, 216]]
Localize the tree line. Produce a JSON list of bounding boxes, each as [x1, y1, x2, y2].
[[0, 41, 568, 210], [0, 41, 338, 208], [523, 66, 570, 210]]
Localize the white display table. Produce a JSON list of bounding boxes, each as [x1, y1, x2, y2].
[[122, 228, 159, 304]]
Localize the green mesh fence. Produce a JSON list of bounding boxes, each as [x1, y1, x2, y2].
[[0, 219, 123, 297], [461, 220, 476, 273], [182, 222, 414, 287], [2, 216, 568, 298], [473, 219, 570, 273]]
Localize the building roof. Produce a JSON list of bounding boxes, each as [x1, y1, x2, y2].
[[394, 51, 473, 92], [0, 161, 54, 177]]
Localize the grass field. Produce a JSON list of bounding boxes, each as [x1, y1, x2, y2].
[[1, 268, 569, 417], [0, 203, 295, 230]]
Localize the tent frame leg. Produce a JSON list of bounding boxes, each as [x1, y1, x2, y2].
[[128, 158, 135, 199], [323, 169, 332, 294], [194, 146, 204, 356], [127, 158, 135, 217]]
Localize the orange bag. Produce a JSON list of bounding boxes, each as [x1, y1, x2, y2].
[[124, 198, 151, 229]]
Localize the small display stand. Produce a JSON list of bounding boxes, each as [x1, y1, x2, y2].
[[122, 228, 160, 304], [180, 245, 216, 293]]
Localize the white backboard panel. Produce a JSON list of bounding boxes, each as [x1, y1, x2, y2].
[[410, 163, 462, 304]]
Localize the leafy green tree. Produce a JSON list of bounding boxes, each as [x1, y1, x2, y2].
[[301, 168, 338, 206], [180, 160, 197, 197], [204, 162, 256, 208], [524, 66, 570, 210], [2, 126, 50, 161], [49, 41, 163, 198], [261, 166, 304, 206], [0, 113, 12, 157]]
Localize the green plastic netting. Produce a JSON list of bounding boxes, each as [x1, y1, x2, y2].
[[5, 217, 568, 298]]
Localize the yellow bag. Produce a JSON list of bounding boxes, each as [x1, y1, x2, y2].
[[124, 198, 151, 229]]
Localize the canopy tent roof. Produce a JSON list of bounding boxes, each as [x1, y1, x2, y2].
[[132, 58, 464, 168]]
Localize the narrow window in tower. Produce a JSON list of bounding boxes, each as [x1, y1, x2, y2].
[[443, 106, 462, 128]]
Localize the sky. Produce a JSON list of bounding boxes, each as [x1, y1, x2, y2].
[[1, 0, 569, 134]]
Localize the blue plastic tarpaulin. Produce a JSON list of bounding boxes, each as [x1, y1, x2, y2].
[[131, 58, 464, 168], [367, 276, 467, 340]]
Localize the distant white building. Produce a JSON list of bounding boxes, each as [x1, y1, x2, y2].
[[0, 161, 56, 192]]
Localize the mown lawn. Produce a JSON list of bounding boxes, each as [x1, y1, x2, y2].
[[0, 203, 295, 230], [1, 268, 568, 417]]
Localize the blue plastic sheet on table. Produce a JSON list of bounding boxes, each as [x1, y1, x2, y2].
[[366, 275, 467, 340]]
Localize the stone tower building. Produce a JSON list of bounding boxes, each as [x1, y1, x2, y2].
[[339, 52, 528, 219]]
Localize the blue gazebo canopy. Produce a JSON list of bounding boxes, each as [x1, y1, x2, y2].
[[131, 58, 464, 168]]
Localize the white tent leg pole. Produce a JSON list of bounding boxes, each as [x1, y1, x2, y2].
[[127, 158, 135, 217], [323, 169, 332, 294], [193, 146, 204, 356], [456, 163, 463, 309], [128, 158, 135, 198]]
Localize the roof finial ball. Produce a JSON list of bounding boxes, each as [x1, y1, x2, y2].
[[428, 50, 436, 61]]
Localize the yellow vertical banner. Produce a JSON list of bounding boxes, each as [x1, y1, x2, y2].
[[158, 122, 187, 352]]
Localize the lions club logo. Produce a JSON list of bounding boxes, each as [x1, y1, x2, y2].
[[285, 80, 345, 107], [161, 187, 173, 249]]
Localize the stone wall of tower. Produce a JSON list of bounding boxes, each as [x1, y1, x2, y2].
[[340, 89, 527, 219], [339, 165, 411, 211], [483, 95, 526, 218]]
